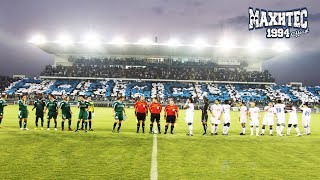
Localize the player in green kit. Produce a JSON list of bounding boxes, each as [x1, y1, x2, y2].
[[75, 95, 90, 132], [0, 95, 7, 128], [59, 96, 73, 131], [32, 94, 46, 130], [44, 94, 59, 131], [112, 96, 126, 133], [18, 95, 29, 130]]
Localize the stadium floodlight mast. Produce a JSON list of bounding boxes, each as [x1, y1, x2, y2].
[[81, 32, 102, 48], [166, 38, 181, 47], [272, 42, 291, 52], [28, 34, 47, 45], [55, 33, 73, 46]]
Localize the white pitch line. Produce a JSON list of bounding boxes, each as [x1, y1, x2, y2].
[[150, 134, 158, 180]]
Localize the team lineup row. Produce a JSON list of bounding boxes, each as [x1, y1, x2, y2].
[[0, 94, 312, 136]]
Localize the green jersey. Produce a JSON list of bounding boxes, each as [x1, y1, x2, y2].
[[0, 99, 6, 112], [60, 101, 71, 115], [78, 100, 90, 112], [18, 100, 28, 111], [33, 99, 46, 112], [113, 101, 125, 112], [46, 100, 58, 112]]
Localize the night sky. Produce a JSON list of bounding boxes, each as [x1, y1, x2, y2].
[[0, 0, 319, 85]]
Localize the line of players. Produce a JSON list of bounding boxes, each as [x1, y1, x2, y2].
[[0, 94, 312, 136], [0, 94, 95, 132]]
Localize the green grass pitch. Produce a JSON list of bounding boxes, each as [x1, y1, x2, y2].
[[0, 105, 319, 179]]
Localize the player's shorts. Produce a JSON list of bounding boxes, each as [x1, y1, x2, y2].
[[88, 112, 92, 120], [62, 113, 72, 120], [223, 116, 231, 124], [201, 114, 208, 123], [166, 115, 176, 124], [18, 111, 28, 119], [210, 117, 221, 125], [78, 111, 88, 120], [136, 112, 146, 121], [47, 111, 58, 119], [150, 114, 160, 123], [302, 118, 310, 127], [185, 115, 194, 124], [262, 117, 274, 126], [288, 118, 298, 125], [250, 118, 259, 126], [36, 111, 44, 118], [239, 116, 246, 124], [115, 111, 124, 121]]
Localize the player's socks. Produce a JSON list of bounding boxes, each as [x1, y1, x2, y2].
[[113, 122, 117, 131], [164, 125, 168, 133], [23, 121, 27, 128], [117, 123, 122, 131], [202, 124, 207, 133], [170, 125, 174, 133], [307, 126, 310, 134], [35, 118, 38, 128], [89, 121, 92, 129], [47, 120, 50, 128], [270, 128, 273, 135], [188, 123, 193, 135], [250, 127, 253, 135], [242, 126, 246, 134], [0, 117, 2, 124], [19, 119, 22, 128], [280, 125, 284, 134], [214, 125, 218, 134], [84, 122, 88, 131], [54, 120, 57, 128], [276, 126, 280, 135], [61, 121, 65, 130], [41, 118, 44, 128], [142, 122, 145, 133], [137, 123, 140, 133], [157, 124, 161, 133], [76, 121, 80, 130], [68, 120, 71, 129], [211, 125, 215, 133], [150, 123, 153, 132], [287, 127, 291, 135], [256, 127, 259, 136], [261, 127, 265, 134], [294, 127, 300, 135]]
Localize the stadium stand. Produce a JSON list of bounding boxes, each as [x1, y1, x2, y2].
[[3, 78, 319, 106], [40, 57, 275, 82], [0, 75, 14, 92]]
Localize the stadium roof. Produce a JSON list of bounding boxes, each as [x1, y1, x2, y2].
[[34, 43, 280, 62]]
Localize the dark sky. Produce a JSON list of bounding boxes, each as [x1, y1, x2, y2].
[[0, 0, 319, 85]]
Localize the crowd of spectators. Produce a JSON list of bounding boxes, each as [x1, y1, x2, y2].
[[41, 57, 275, 82], [0, 75, 14, 92]]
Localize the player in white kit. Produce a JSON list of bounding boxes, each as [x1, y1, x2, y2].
[[286, 104, 301, 136], [239, 101, 247, 135], [222, 100, 231, 136], [300, 103, 311, 135], [261, 102, 274, 136], [184, 98, 194, 136], [248, 102, 260, 136], [274, 100, 286, 136], [210, 100, 223, 135]]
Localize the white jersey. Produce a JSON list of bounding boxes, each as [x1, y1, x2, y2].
[[264, 106, 274, 118], [240, 106, 247, 118], [222, 104, 231, 123], [210, 104, 223, 119], [249, 107, 260, 120], [274, 104, 286, 121], [288, 107, 298, 125], [301, 107, 311, 120], [185, 103, 194, 123]]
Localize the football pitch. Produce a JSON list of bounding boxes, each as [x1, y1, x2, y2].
[[0, 105, 319, 180]]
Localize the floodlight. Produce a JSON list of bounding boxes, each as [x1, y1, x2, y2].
[[272, 42, 290, 52], [193, 38, 209, 48], [137, 38, 153, 45], [166, 38, 181, 47], [218, 37, 236, 48], [246, 40, 263, 52], [82, 32, 102, 48], [29, 34, 46, 45], [56, 33, 73, 46], [110, 37, 126, 45]]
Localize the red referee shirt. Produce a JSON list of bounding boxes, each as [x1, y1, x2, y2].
[[165, 105, 179, 116], [149, 102, 162, 114], [134, 101, 148, 113]]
